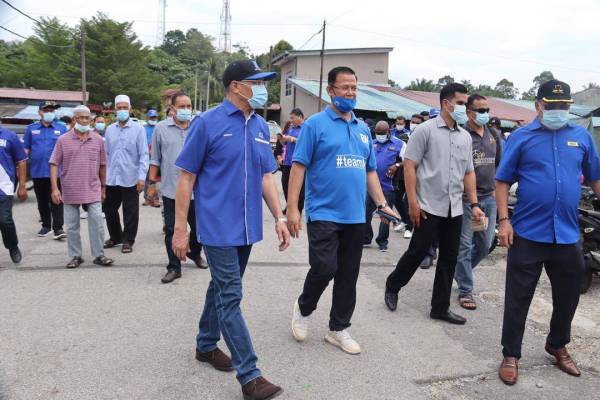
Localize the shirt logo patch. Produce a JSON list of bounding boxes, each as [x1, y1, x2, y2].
[[254, 137, 270, 145], [567, 141, 579, 147], [223, 133, 233, 137], [360, 134, 369, 144], [32, 130, 40, 135], [54, 131, 61, 135], [258, 131, 265, 139], [0, 139, 6, 147], [336, 154, 366, 169]]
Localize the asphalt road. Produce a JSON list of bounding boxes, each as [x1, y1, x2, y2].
[[1, 176, 599, 399]]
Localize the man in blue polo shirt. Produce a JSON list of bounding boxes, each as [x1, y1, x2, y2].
[[287, 66, 399, 355], [0, 125, 28, 263], [364, 120, 405, 252], [390, 116, 409, 139], [23, 101, 67, 239], [496, 79, 600, 386], [172, 60, 290, 400]]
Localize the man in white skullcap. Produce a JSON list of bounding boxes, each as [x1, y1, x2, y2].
[[103, 95, 149, 253], [50, 105, 114, 268]]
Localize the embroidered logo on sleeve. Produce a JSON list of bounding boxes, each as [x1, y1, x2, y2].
[[567, 141, 579, 147]]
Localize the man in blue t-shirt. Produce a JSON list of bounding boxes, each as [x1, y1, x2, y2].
[[0, 125, 28, 263], [172, 60, 290, 400], [278, 108, 305, 214], [23, 101, 67, 239], [496, 80, 600, 385], [287, 66, 399, 355], [364, 120, 405, 252]]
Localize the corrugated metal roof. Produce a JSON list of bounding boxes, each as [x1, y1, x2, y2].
[[498, 98, 582, 120], [0, 88, 88, 102], [593, 117, 600, 128], [289, 78, 430, 118], [273, 47, 393, 66], [2, 105, 75, 120]]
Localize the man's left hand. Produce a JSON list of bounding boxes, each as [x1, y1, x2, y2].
[[275, 220, 291, 251], [379, 206, 401, 225], [472, 206, 485, 222], [17, 186, 27, 202], [386, 164, 398, 178], [136, 180, 145, 193]]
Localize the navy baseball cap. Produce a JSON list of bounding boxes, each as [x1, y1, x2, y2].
[[222, 59, 277, 88], [536, 79, 574, 103], [429, 108, 440, 118], [147, 109, 158, 117], [39, 101, 61, 110]]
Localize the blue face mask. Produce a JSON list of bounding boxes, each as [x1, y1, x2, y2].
[[241, 84, 268, 109], [42, 112, 55, 123], [75, 122, 91, 133], [450, 104, 468, 125], [332, 96, 356, 113], [475, 112, 490, 127], [95, 122, 105, 131], [116, 110, 130, 122], [542, 109, 569, 130], [176, 108, 192, 122]]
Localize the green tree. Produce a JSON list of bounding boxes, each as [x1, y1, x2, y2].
[[435, 75, 455, 90], [82, 13, 163, 107], [494, 78, 518, 99], [0, 39, 27, 87], [583, 82, 600, 90], [160, 30, 186, 56], [148, 48, 190, 85], [405, 78, 436, 92], [254, 40, 294, 105], [522, 71, 554, 100]]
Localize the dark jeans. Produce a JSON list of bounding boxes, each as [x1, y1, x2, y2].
[[502, 235, 584, 358], [386, 211, 462, 314], [394, 180, 412, 231], [364, 191, 396, 247], [298, 221, 364, 331], [162, 196, 202, 272], [32, 178, 63, 231], [196, 245, 260, 385], [281, 165, 305, 214], [0, 196, 18, 250], [103, 185, 139, 244]]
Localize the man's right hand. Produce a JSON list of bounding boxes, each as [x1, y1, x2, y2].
[[498, 220, 514, 248], [51, 189, 62, 205], [17, 186, 27, 202], [409, 201, 426, 229], [287, 207, 302, 238], [172, 228, 190, 261]]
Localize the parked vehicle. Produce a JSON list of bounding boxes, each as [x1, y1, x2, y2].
[[578, 187, 600, 293]]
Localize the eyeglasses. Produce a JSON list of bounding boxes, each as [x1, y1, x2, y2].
[[333, 85, 358, 93], [470, 108, 490, 114]]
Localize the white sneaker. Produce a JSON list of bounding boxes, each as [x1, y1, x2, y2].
[[291, 300, 310, 342], [324, 329, 361, 355], [403, 230, 413, 239], [393, 222, 405, 232], [80, 211, 88, 219]]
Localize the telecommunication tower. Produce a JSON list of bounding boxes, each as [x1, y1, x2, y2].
[[156, 0, 167, 46], [219, 0, 232, 53]]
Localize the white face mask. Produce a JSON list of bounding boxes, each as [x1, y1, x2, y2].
[[410, 123, 418, 131], [375, 134, 388, 143], [396, 123, 405, 130]]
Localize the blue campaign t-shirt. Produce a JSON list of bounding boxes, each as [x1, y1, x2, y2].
[[292, 107, 377, 224], [23, 121, 67, 178], [374, 136, 404, 192], [175, 99, 277, 247], [0, 127, 27, 196], [496, 118, 600, 244], [283, 124, 302, 166]]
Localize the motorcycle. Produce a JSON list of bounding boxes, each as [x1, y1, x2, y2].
[[578, 187, 600, 293]]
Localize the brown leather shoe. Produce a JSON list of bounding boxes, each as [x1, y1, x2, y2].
[[499, 356, 518, 385], [121, 242, 133, 253], [545, 344, 581, 377], [188, 253, 208, 269], [161, 270, 181, 284], [242, 376, 282, 400], [195, 347, 233, 371]]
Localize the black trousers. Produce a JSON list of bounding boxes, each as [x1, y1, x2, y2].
[[281, 165, 305, 214], [501, 235, 584, 358], [103, 185, 139, 244], [162, 196, 202, 272], [386, 211, 462, 313], [394, 181, 412, 231], [0, 195, 18, 250], [298, 221, 364, 331], [364, 191, 396, 247], [32, 178, 63, 231]]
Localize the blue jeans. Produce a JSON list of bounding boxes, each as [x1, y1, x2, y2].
[[196, 245, 260, 385], [454, 197, 497, 296]]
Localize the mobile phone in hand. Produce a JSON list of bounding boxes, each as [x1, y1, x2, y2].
[[376, 210, 400, 225]]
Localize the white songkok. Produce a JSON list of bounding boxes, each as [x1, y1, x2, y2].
[[115, 94, 131, 105]]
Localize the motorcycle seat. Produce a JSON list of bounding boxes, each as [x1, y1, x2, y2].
[[580, 208, 600, 220]]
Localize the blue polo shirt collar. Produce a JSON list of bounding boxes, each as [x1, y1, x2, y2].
[[324, 106, 357, 123], [530, 117, 575, 132]]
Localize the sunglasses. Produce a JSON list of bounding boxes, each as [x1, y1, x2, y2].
[[470, 108, 490, 114], [543, 102, 570, 111]]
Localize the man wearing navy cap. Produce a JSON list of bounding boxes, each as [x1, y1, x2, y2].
[[23, 101, 67, 239], [173, 59, 290, 400], [496, 79, 600, 385]]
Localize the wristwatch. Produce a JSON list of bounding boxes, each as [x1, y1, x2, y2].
[[276, 216, 287, 223], [376, 201, 388, 210], [394, 162, 401, 168], [470, 202, 481, 209]]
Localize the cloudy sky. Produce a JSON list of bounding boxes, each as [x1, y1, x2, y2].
[[1, 0, 600, 94]]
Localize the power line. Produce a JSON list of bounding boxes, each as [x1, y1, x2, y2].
[[0, 0, 40, 24], [0, 24, 75, 48], [0, 24, 26, 40]]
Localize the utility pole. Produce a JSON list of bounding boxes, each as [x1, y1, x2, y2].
[[194, 67, 198, 111], [317, 19, 326, 112], [80, 24, 87, 105], [263, 45, 273, 119]]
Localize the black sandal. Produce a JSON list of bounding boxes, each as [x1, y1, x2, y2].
[[458, 294, 477, 310]]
